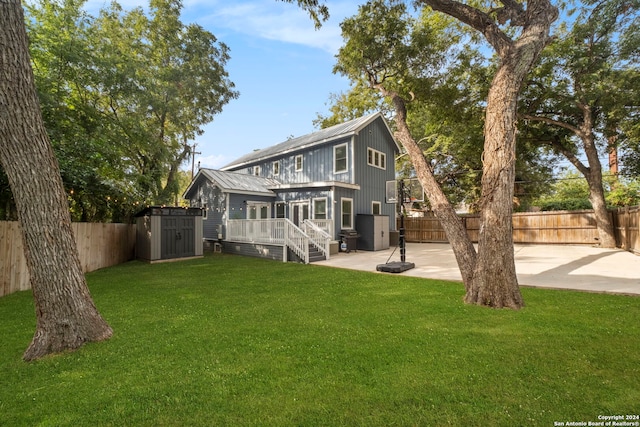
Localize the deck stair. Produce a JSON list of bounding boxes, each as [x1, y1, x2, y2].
[[308, 243, 326, 262]]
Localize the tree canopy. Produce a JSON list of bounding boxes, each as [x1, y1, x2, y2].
[[519, 0, 640, 246], [6, 0, 239, 222]]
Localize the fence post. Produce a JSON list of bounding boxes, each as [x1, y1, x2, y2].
[[624, 206, 630, 250]]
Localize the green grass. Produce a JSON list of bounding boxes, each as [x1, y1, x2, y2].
[[1, 254, 638, 426]]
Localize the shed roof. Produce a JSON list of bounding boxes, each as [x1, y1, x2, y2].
[[183, 168, 279, 199], [221, 112, 397, 170]]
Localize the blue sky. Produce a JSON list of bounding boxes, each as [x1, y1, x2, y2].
[[86, 0, 361, 170]]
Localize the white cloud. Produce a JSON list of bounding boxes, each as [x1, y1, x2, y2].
[[208, 0, 352, 54], [196, 153, 231, 170], [82, 0, 355, 54]]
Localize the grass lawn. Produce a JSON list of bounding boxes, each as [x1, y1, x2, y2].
[[1, 253, 638, 426]]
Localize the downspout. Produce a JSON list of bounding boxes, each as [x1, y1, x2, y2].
[[350, 135, 356, 185], [330, 186, 336, 240]]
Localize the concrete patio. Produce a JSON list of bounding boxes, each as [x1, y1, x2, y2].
[[315, 243, 640, 296]]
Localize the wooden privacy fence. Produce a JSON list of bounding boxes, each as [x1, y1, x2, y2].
[[399, 207, 640, 254], [0, 222, 136, 297], [613, 206, 640, 254]]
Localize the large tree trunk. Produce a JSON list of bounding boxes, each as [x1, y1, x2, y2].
[[390, 95, 477, 289], [583, 132, 616, 248], [465, 55, 523, 308], [580, 109, 615, 247], [423, 0, 558, 309], [0, 0, 112, 361]]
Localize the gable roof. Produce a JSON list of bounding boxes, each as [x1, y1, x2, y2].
[[183, 168, 279, 199], [221, 112, 398, 171]]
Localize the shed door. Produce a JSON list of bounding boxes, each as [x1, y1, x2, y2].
[[161, 216, 195, 259]]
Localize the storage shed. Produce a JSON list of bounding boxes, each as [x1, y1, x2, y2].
[[356, 214, 390, 251], [135, 207, 203, 262]]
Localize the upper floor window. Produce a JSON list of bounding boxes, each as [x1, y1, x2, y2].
[[334, 143, 348, 173], [295, 154, 303, 171], [253, 165, 261, 176], [367, 148, 386, 170], [273, 161, 280, 176], [372, 201, 381, 215]]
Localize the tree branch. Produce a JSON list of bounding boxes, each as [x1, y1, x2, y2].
[[418, 0, 512, 55], [520, 113, 582, 135]]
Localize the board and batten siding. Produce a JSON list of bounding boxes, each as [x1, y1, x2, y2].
[[222, 241, 284, 261], [186, 176, 224, 240], [227, 193, 275, 220], [353, 119, 398, 226], [236, 137, 355, 186]]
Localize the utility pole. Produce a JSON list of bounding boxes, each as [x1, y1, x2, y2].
[[190, 142, 201, 179]]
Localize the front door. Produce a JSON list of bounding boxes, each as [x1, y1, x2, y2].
[[291, 202, 310, 227]]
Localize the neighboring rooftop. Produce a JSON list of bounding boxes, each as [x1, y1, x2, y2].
[[221, 112, 392, 170]]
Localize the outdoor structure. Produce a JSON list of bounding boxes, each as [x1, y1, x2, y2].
[[135, 207, 203, 262], [183, 113, 400, 263]]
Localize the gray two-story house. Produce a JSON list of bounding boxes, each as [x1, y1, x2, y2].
[[183, 112, 400, 263]]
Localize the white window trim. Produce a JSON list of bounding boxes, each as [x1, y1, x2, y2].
[[341, 198, 353, 229], [290, 200, 310, 224], [246, 202, 270, 219], [333, 143, 348, 174], [367, 147, 387, 170], [313, 197, 328, 220], [372, 201, 381, 215], [273, 160, 280, 176], [253, 165, 261, 176], [295, 154, 303, 171]]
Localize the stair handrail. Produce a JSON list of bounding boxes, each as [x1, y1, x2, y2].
[[302, 220, 331, 260], [284, 219, 310, 264]]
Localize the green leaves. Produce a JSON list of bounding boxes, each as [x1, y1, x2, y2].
[[23, 0, 238, 219]]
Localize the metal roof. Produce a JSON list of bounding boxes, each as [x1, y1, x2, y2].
[[183, 169, 279, 198], [221, 112, 394, 170]]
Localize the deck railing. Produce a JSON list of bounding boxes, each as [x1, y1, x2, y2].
[[227, 219, 316, 263], [307, 219, 334, 238], [284, 219, 310, 263], [227, 219, 286, 244]]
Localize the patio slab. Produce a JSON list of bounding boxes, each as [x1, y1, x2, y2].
[[315, 243, 640, 296]]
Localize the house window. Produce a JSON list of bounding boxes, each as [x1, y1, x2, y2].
[[202, 203, 208, 220], [386, 180, 397, 203], [295, 154, 303, 171], [273, 161, 280, 176], [341, 198, 353, 229], [275, 202, 286, 218], [313, 198, 327, 220], [367, 148, 386, 170], [334, 143, 347, 173], [254, 166, 261, 176], [372, 201, 381, 215]]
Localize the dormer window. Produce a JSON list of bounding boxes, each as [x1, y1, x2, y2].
[[295, 155, 303, 171], [273, 161, 280, 176], [254, 166, 261, 176]]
